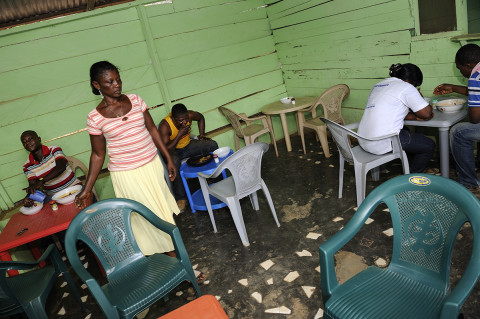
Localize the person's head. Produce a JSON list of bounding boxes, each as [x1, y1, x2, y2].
[[20, 130, 42, 153], [171, 103, 189, 127], [455, 44, 480, 78], [89, 61, 121, 96], [389, 63, 423, 87]]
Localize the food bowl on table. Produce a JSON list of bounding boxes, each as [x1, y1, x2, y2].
[[436, 98, 467, 113], [187, 154, 213, 167], [280, 97, 294, 104], [52, 184, 83, 205], [20, 201, 43, 215], [213, 146, 231, 158]]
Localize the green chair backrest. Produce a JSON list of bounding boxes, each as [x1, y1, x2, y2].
[[66, 199, 147, 278], [362, 174, 480, 291]]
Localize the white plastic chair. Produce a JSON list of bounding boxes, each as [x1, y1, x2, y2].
[[197, 142, 280, 246], [321, 118, 410, 207], [65, 155, 98, 200], [218, 106, 279, 157], [297, 84, 350, 158]]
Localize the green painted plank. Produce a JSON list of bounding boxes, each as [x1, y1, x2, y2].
[[277, 32, 412, 63], [154, 19, 272, 60], [172, 0, 246, 12], [272, 7, 413, 44], [150, 0, 266, 38], [269, 0, 402, 28], [0, 66, 159, 127], [167, 53, 281, 99], [0, 19, 145, 73], [0, 7, 140, 47], [265, 0, 330, 17], [161, 36, 276, 80], [144, 1, 175, 17]]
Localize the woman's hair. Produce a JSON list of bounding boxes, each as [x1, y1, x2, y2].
[[89, 61, 119, 95], [455, 44, 480, 66], [389, 63, 423, 87]]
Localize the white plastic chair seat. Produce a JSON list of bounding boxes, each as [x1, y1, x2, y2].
[[321, 118, 409, 207], [197, 142, 280, 246]]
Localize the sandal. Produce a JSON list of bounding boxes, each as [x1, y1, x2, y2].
[[423, 167, 440, 175]]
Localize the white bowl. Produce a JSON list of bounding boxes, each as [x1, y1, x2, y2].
[[213, 146, 231, 158], [20, 201, 43, 215], [280, 97, 293, 104], [436, 99, 466, 113], [52, 185, 83, 205]]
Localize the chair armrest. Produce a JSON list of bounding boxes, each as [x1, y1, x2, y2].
[[0, 244, 55, 272], [319, 198, 381, 303], [439, 241, 480, 319]]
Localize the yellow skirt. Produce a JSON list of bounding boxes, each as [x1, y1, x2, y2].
[[110, 156, 180, 255]]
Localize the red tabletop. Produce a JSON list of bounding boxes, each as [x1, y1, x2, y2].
[[0, 202, 81, 253]]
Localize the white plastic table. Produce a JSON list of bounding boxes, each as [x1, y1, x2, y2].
[[404, 108, 467, 178], [261, 97, 316, 152]]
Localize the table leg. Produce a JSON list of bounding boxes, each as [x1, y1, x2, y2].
[[438, 128, 450, 178], [279, 113, 292, 152], [0, 250, 19, 276], [180, 171, 196, 213]]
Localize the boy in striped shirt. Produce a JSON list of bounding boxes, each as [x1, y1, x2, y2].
[[21, 130, 81, 207], [434, 44, 480, 192]]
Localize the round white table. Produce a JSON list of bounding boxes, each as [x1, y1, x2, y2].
[[261, 96, 316, 152]]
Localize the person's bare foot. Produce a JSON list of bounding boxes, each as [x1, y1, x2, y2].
[[176, 199, 187, 213]]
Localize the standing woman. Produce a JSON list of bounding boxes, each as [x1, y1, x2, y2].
[[358, 63, 435, 173], [74, 61, 180, 256]]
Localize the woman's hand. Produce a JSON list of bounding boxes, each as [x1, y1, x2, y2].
[[433, 84, 454, 95], [74, 190, 93, 209], [167, 160, 177, 181], [23, 196, 34, 207]]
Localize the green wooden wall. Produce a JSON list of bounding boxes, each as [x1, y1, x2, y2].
[[266, 0, 480, 124], [1, 0, 479, 211], [0, 0, 286, 210]]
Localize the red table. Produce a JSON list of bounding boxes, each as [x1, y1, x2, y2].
[[0, 202, 81, 276]]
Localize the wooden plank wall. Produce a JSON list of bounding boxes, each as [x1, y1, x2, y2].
[[0, 0, 286, 210], [265, 0, 479, 124]]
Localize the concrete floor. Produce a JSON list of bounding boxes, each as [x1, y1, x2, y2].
[[6, 133, 480, 319]]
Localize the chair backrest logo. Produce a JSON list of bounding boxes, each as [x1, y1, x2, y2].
[[408, 176, 431, 186], [98, 224, 126, 257], [405, 211, 443, 254]]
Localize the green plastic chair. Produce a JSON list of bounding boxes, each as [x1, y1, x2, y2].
[[65, 198, 202, 319], [0, 244, 86, 319], [319, 174, 480, 319]]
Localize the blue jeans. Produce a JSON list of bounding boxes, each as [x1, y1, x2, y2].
[[399, 128, 435, 173], [170, 139, 218, 200], [450, 122, 480, 187]]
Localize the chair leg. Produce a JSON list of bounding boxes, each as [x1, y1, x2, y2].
[[249, 191, 260, 210], [227, 198, 250, 246], [199, 178, 218, 233], [339, 156, 345, 199], [261, 180, 280, 227], [354, 164, 367, 207], [23, 299, 49, 319], [299, 126, 307, 154], [401, 151, 410, 174], [317, 126, 331, 158], [234, 135, 241, 151]]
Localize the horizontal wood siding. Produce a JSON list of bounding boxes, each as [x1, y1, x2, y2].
[[0, 0, 285, 210], [266, 0, 476, 125]]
